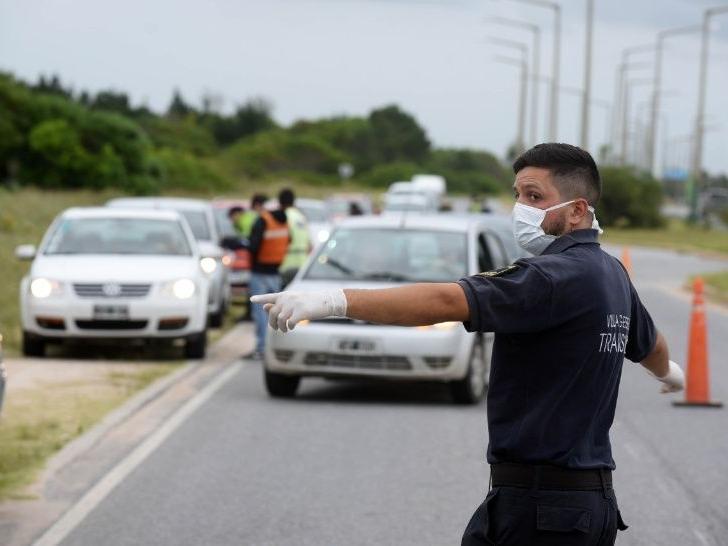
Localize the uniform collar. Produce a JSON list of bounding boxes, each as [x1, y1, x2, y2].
[[542, 229, 600, 255]]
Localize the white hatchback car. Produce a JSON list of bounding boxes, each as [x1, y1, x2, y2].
[[264, 214, 521, 403], [16, 207, 210, 358], [107, 197, 230, 327]]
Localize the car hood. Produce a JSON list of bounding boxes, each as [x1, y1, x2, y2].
[[31, 255, 201, 282], [285, 279, 402, 292], [197, 241, 224, 258]]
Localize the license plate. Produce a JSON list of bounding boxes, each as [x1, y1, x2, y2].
[[337, 339, 377, 353], [93, 304, 129, 320]]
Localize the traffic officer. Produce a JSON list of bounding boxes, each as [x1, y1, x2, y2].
[[278, 188, 311, 287], [239, 194, 266, 239], [251, 143, 685, 545]]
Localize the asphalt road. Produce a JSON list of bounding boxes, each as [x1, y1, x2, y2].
[[53, 245, 728, 546]]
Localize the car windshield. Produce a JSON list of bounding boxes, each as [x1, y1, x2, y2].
[[213, 208, 238, 237], [298, 205, 328, 223], [178, 210, 211, 241], [305, 228, 467, 282], [45, 218, 192, 256]]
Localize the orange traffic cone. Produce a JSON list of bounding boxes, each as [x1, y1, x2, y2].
[[621, 247, 633, 278], [674, 277, 723, 408]]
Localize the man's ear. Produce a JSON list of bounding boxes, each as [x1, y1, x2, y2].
[[570, 199, 590, 224]]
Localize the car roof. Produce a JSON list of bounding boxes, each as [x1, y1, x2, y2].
[[335, 213, 511, 232], [107, 197, 211, 211], [61, 206, 183, 221]]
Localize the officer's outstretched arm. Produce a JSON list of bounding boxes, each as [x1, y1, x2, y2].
[[251, 284, 469, 332], [639, 331, 685, 393]]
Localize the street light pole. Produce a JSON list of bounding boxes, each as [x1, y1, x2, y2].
[[647, 25, 701, 176], [612, 45, 653, 164], [495, 56, 529, 154], [507, 0, 561, 142], [491, 17, 542, 146], [622, 78, 652, 166], [580, 0, 595, 150], [689, 5, 728, 222], [490, 37, 530, 153]]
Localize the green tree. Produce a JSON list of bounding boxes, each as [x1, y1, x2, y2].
[[599, 167, 664, 228], [167, 88, 192, 118], [205, 98, 276, 146], [368, 105, 431, 163]]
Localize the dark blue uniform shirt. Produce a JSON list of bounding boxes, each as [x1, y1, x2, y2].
[[457, 229, 656, 470]]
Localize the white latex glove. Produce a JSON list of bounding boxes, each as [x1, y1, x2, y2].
[[649, 360, 685, 394], [250, 289, 348, 333]]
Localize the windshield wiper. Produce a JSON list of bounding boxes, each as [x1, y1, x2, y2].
[[358, 272, 415, 282], [321, 257, 355, 276]]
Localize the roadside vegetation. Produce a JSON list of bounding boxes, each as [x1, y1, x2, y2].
[[602, 219, 728, 257], [0, 362, 177, 500]]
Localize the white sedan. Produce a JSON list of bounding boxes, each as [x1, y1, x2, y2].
[[16, 207, 210, 358], [264, 214, 519, 404]]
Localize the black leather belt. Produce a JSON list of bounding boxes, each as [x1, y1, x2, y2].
[[491, 463, 612, 491]]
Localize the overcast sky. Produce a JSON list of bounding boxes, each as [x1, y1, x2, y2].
[[2, 0, 728, 175]]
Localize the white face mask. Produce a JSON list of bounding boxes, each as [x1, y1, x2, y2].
[[512, 200, 603, 256]]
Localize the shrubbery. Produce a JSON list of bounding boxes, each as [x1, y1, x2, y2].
[[599, 167, 664, 228]]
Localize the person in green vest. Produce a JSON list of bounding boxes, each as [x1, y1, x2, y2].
[[228, 195, 266, 239], [278, 188, 310, 287]]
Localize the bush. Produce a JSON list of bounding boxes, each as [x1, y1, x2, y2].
[[357, 162, 421, 188], [599, 167, 664, 228], [221, 130, 348, 179], [152, 148, 230, 193]]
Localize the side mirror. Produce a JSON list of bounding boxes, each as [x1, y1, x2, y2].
[[220, 236, 248, 251], [15, 244, 37, 261]]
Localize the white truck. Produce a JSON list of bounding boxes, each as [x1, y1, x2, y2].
[[411, 174, 446, 209]]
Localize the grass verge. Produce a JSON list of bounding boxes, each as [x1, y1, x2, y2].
[[692, 271, 728, 306], [0, 362, 177, 500], [602, 220, 728, 258]]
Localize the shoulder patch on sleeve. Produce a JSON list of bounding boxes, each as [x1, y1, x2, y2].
[[477, 264, 520, 278]]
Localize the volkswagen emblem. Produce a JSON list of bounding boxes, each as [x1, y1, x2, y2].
[[102, 283, 122, 297]]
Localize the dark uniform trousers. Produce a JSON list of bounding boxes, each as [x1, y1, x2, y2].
[[462, 482, 628, 545]]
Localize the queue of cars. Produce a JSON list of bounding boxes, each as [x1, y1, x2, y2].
[[12, 196, 336, 359], [13, 186, 523, 406]]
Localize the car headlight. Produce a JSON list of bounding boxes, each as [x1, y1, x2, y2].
[[162, 279, 196, 299], [30, 278, 63, 298], [200, 257, 218, 274], [416, 321, 459, 331]]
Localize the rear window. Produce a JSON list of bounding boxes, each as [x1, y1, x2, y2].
[[178, 210, 211, 241], [305, 228, 467, 282]]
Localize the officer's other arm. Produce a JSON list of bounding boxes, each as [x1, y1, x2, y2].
[[639, 331, 684, 393], [248, 218, 264, 257], [251, 284, 469, 332]]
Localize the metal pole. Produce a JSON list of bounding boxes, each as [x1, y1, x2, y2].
[[622, 78, 652, 166], [614, 45, 653, 164], [551, 4, 561, 141], [495, 56, 529, 153], [580, 0, 595, 150], [490, 17, 542, 146], [690, 6, 728, 222], [505, 0, 561, 141], [647, 25, 701, 176]]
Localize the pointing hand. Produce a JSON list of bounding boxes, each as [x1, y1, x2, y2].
[[250, 289, 347, 333]]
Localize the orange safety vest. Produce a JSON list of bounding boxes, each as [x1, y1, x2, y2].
[[257, 210, 290, 265]]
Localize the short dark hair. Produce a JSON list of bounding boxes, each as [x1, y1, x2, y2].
[[251, 193, 267, 208], [278, 188, 295, 207], [513, 143, 601, 206], [227, 206, 244, 218]]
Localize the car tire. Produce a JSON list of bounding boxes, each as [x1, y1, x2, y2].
[[22, 332, 46, 358], [264, 369, 300, 398], [185, 331, 207, 359], [208, 308, 224, 328], [450, 336, 488, 405]]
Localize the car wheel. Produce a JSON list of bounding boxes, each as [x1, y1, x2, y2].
[[22, 332, 46, 357], [450, 336, 488, 404], [208, 308, 224, 328], [264, 369, 300, 398], [185, 331, 207, 359]]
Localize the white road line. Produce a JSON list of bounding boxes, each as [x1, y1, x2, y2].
[[32, 361, 242, 546], [693, 528, 712, 546]]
